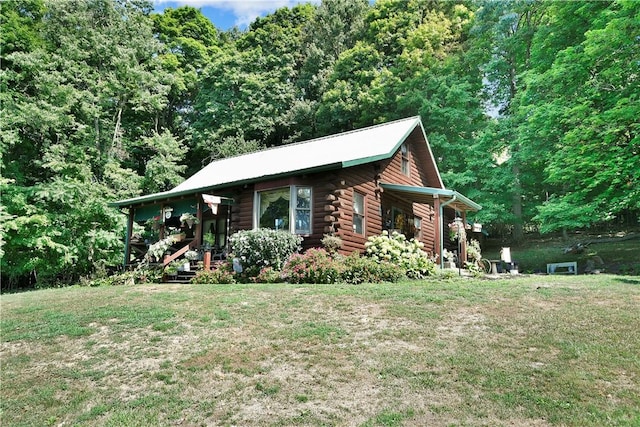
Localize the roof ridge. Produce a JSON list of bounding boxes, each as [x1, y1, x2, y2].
[[205, 116, 421, 163]]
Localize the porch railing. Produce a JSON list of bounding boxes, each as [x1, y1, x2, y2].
[[162, 241, 196, 267]]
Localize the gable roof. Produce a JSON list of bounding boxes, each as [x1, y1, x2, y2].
[[112, 116, 442, 207]]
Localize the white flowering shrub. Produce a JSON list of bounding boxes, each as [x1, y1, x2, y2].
[[229, 229, 302, 277], [364, 230, 436, 279]]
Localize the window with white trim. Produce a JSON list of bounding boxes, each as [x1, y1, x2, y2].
[[401, 142, 410, 176], [413, 216, 422, 239], [353, 191, 365, 235], [255, 186, 312, 234]]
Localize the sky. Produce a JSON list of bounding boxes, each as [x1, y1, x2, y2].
[[153, 0, 319, 30]]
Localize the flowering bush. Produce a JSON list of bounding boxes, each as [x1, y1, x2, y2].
[[190, 261, 235, 284], [229, 229, 302, 277], [467, 239, 482, 262], [321, 233, 343, 255], [255, 266, 282, 283], [281, 248, 343, 284], [364, 230, 436, 279], [341, 253, 403, 284]]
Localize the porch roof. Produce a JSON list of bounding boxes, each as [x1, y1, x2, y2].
[[379, 183, 481, 212], [112, 116, 438, 208]]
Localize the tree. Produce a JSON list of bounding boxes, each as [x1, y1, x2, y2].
[[151, 6, 222, 136], [190, 3, 315, 170], [1, 0, 175, 288], [532, 0, 639, 232]]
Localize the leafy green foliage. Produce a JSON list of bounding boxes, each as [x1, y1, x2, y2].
[[190, 262, 236, 284], [341, 253, 404, 284], [229, 229, 302, 277], [3, 0, 638, 289], [365, 231, 436, 279], [281, 248, 343, 284]]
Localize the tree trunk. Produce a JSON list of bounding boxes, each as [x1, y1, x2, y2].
[[512, 165, 524, 243]]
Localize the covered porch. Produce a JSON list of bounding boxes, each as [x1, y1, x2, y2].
[[378, 183, 482, 268], [116, 192, 234, 278]]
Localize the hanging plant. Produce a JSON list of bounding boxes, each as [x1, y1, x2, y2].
[[180, 212, 199, 228], [448, 220, 467, 241]]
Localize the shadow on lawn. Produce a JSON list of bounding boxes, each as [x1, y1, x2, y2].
[[614, 277, 640, 285]]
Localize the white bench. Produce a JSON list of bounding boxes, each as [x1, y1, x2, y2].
[[547, 261, 577, 275]]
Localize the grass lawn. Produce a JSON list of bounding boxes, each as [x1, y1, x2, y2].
[[1, 275, 639, 426]]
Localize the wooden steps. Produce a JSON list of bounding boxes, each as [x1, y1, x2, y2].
[[163, 270, 197, 284]]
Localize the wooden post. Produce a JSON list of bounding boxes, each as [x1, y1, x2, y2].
[[460, 210, 467, 265], [433, 197, 441, 265], [204, 251, 211, 271], [195, 197, 203, 247], [124, 208, 134, 268]]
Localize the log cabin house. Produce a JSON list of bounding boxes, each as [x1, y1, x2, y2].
[[111, 116, 481, 270]]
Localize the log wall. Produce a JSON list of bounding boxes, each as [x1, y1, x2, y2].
[[219, 127, 444, 256]]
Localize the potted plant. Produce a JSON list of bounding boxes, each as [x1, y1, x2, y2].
[[185, 250, 199, 261], [180, 213, 199, 228], [203, 232, 216, 251], [165, 260, 181, 278]]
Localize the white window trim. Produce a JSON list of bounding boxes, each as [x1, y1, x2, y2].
[[253, 185, 312, 235], [401, 142, 410, 176], [353, 191, 365, 235]]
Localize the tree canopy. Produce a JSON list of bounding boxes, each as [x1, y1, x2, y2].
[[1, 0, 638, 288]]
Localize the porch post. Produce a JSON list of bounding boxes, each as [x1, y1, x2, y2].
[[195, 196, 203, 247], [460, 210, 467, 265], [433, 197, 441, 265], [123, 208, 134, 268]]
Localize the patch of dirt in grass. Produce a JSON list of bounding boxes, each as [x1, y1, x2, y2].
[[436, 308, 487, 338]]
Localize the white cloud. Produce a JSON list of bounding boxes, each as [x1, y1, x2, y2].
[[154, 0, 317, 28]]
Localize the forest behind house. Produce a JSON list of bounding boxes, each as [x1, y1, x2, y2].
[[1, 0, 638, 288]]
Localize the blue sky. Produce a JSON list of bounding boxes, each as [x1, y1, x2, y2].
[[153, 0, 319, 30]]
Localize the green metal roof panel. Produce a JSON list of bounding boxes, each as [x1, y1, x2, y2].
[[112, 117, 425, 207]]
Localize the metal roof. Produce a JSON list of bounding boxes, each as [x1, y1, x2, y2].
[[379, 183, 482, 212], [112, 116, 428, 207]]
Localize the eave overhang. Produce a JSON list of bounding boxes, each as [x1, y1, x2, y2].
[[109, 163, 342, 208], [379, 183, 482, 212]]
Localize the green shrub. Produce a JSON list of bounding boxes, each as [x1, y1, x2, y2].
[[364, 230, 436, 279], [321, 233, 343, 255], [281, 248, 343, 284], [81, 266, 162, 287], [190, 262, 235, 284], [341, 253, 403, 284], [229, 229, 302, 277], [255, 266, 283, 283]]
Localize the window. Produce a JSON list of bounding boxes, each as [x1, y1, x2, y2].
[[353, 191, 365, 234], [401, 143, 410, 176], [255, 186, 312, 234], [413, 216, 422, 239], [295, 187, 312, 234]]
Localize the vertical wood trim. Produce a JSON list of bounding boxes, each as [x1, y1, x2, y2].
[[124, 209, 134, 267], [461, 210, 467, 264], [433, 197, 441, 265], [195, 197, 203, 247]]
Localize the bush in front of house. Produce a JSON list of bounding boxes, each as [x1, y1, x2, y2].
[[341, 252, 404, 284], [281, 248, 344, 284], [190, 261, 236, 284], [229, 229, 303, 277], [364, 230, 436, 279], [255, 266, 282, 283]]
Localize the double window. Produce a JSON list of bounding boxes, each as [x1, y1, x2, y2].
[[255, 186, 312, 234]]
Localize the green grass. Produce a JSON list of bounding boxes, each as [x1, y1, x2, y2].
[[1, 276, 639, 426]]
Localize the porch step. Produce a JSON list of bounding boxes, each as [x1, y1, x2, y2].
[[163, 270, 197, 284]]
